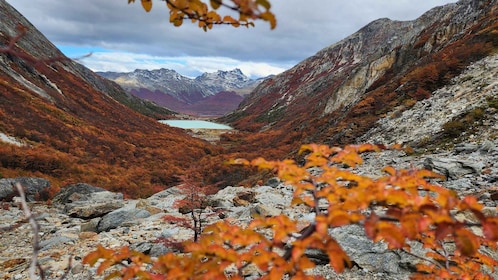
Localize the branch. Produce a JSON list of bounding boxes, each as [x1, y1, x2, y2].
[[14, 183, 42, 280], [0, 25, 91, 66]]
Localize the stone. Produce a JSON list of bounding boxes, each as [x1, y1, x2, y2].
[[97, 208, 151, 232], [80, 217, 101, 232], [65, 200, 124, 219], [330, 224, 417, 276], [52, 183, 107, 205], [39, 236, 76, 251], [250, 204, 281, 217], [423, 157, 482, 180], [0, 177, 50, 202], [136, 199, 163, 215], [79, 231, 98, 240]]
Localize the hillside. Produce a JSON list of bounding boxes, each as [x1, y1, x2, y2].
[[221, 0, 498, 154], [0, 0, 218, 197], [99, 68, 260, 117]]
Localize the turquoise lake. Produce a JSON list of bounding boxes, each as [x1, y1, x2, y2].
[[159, 120, 233, 130]]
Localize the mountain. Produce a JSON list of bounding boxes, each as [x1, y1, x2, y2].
[[98, 68, 262, 117], [0, 0, 217, 197], [221, 0, 498, 149]]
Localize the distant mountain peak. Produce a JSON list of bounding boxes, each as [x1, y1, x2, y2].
[[98, 68, 265, 116]]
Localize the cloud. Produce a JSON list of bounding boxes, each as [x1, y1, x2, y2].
[[9, 0, 457, 77], [71, 49, 290, 78]]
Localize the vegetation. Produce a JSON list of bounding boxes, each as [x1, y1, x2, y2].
[[130, 0, 276, 30], [84, 144, 498, 279]]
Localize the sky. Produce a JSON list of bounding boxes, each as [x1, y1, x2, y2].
[[9, 0, 457, 78]]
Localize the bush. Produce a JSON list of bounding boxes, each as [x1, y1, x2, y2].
[[84, 144, 498, 279]]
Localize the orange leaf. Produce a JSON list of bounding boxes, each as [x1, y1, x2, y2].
[[455, 228, 479, 256], [141, 0, 152, 12]]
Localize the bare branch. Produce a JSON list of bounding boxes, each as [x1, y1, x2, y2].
[[14, 183, 42, 280]]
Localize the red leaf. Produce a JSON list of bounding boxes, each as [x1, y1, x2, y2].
[[483, 218, 498, 242]]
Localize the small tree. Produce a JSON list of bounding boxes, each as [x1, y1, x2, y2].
[[161, 175, 220, 244]]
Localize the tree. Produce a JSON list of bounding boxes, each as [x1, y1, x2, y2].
[[161, 175, 220, 244], [129, 0, 276, 30]]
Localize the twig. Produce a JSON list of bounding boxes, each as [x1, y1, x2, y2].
[[14, 182, 42, 280]]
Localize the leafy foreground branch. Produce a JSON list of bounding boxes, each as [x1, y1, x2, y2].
[[84, 144, 498, 279]]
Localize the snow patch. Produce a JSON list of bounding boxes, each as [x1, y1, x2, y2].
[[0, 132, 25, 146]]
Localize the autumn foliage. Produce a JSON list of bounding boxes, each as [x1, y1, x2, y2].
[[130, 0, 276, 30], [84, 144, 498, 279]]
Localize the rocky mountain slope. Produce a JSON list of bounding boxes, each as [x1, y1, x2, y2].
[[221, 0, 498, 149], [99, 68, 262, 117], [0, 0, 216, 197]]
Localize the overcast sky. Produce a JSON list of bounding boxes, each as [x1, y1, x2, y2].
[[9, 0, 457, 78]]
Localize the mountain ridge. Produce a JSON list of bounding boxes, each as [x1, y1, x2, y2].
[[98, 68, 263, 117], [221, 0, 497, 147]]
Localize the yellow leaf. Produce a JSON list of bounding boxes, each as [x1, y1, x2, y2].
[[141, 0, 152, 12], [210, 0, 221, 9]]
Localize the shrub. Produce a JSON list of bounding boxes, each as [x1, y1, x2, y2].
[[84, 144, 498, 279]]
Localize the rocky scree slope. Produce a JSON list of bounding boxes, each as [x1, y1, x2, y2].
[[221, 0, 498, 148], [0, 0, 216, 197], [99, 68, 262, 117]]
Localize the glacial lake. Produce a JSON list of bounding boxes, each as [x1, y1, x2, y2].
[[159, 120, 233, 130]]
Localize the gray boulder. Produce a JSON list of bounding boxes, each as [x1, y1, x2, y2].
[[52, 183, 108, 205], [65, 200, 125, 219], [423, 157, 482, 180], [331, 224, 417, 277], [0, 177, 50, 201], [97, 208, 151, 232]]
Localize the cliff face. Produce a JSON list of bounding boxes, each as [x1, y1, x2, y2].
[[0, 0, 214, 197], [222, 0, 497, 146]]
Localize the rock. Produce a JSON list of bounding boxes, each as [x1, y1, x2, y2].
[[0, 177, 50, 202], [423, 157, 482, 180], [130, 242, 153, 254], [65, 200, 124, 219], [147, 187, 185, 211], [208, 186, 247, 208], [233, 190, 256, 206], [150, 243, 172, 257], [250, 204, 281, 217], [330, 224, 417, 276], [136, 199, 163, 215], [97, 208, 151, 232], [79, 231, 98, 240], [80, 217, 101, 232], [39, 236, 76, 251], [52, 183, 107, 205]]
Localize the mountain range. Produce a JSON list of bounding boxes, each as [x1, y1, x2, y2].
[[0, 0, 497, 196], [98, 68, 263, 117]]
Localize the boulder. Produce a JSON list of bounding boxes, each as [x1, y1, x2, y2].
[[65, 200, 125, 219], [0, 177, 50, 202], [52, 183, 108, 205], [330, 224, 418, 276], [423, 157, 482, 180], [97, 208, 151, 232]]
